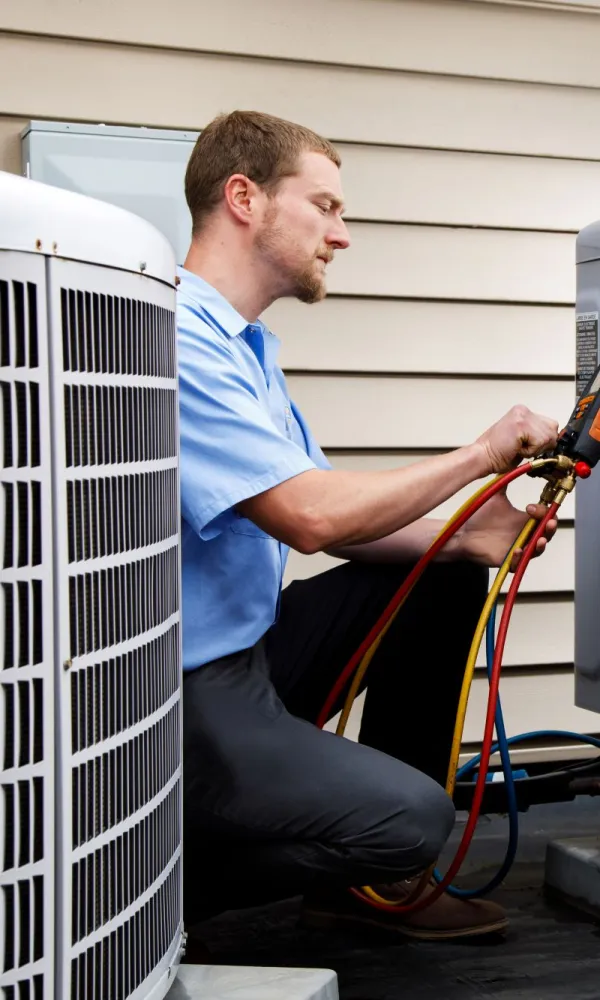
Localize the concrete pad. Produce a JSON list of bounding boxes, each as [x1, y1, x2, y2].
[[167, 965, 339, 1000], [545, 836, 600, 916]]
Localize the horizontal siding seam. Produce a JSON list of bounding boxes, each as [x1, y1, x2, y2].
[[472, 0, 600, 13], [342, 217, 580, 235], [11, 119, 600, 167], [5, 27, 600, 95], [283, 370, 574, 383], [324, 294, 576, 308]]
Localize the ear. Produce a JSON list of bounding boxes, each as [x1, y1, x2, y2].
[[223, 173, 261, 226]]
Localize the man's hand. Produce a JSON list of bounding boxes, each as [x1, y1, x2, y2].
[[474, 405, 559, 474], [458, 491, 558, 570]]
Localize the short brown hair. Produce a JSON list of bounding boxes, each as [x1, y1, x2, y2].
[[185, 110, 341, 234]]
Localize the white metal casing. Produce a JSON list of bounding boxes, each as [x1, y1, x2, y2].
[[0, 170, 184, 1000], [0, 170, 175, 284]]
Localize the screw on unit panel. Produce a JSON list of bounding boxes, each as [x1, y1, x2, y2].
[[35, 239, 42, 250], [52, 242, 58, 254], [140, 261, 147, 272], [63, 658, 72, 671]]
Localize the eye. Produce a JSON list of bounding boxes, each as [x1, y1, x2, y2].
[[316, 203, 330, 215]]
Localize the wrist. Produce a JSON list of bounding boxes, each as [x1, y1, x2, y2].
[[460, 441, 492, 479], [437, 525, 470, 562]]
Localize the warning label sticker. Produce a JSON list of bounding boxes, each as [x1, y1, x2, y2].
[[576, 311, 599, 397]]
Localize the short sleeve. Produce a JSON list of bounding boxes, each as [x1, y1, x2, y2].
[[290, 400, 332, 471], [178, 312, 317, 540]]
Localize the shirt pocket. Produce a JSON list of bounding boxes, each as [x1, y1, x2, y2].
[[230, 515, 272, 539]]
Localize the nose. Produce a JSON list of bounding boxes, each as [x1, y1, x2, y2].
[[326, 216, 351, 251]]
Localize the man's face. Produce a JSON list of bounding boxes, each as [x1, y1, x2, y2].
[[254, 151, 350, 303]]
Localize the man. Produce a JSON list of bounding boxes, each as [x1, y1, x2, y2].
[[178, 110, 559, 942]]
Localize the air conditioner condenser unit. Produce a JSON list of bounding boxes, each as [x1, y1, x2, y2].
[[0, 170, 184, 1000]]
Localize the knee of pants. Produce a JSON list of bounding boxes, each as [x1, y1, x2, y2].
[[363, 779, 456, 874], [407, 784, 456, 869]]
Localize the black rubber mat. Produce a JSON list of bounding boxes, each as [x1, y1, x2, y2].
[[190, 799, 600, 999]]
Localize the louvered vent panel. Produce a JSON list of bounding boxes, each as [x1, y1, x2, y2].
[[70, 861, 181, 1000], [50, 263, 182, 1000], [67, 470, 178, 562], [1, 258, 54, 1000], [71, 782, 180, 942]]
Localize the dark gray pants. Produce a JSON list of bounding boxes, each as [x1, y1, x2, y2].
[[183, 559, 488, 921]]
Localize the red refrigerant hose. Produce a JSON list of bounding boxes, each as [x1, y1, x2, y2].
[[343, 501, 559, 915], [316, 462, 537, 732]]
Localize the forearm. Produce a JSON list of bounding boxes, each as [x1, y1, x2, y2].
[[327, 517, 467, 564], [239, 442, 490, 553]]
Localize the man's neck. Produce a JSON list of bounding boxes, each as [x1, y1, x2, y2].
[[183, 240, 276, 323]]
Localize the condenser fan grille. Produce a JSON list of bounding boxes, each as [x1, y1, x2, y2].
[[2, 580, 43, 670], [71, 623, 180, 753], [0, 279, 39, 370], [70, 860, 181, 1000], [0, 260, 52, 1000], [3, 481, 42, 569], [68, 547, 179, 657], [2, 973, 45, 999], [67, 469, 178, 562], [54, 267, 182, 1000], [61, 289, 175, 379], [71, 782, 180, 942], [71, 701, 180, 848], [64, 385, 177, 467]]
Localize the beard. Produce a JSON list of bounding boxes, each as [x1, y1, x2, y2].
[[291, 258, 327, 304], [255, 209, 328, 304]]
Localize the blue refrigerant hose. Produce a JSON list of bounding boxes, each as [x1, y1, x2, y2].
[[435, 599, 600, 899], [435, 600, 519, 897]]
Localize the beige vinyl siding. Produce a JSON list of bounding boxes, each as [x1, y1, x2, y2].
[[286, 376, 574, 449], [3, 0, 600, 88], [269, 299, 575, 377], [0, 117, 24, 175], [337, 145, 600, 231], [320, 225, 575, 302], [4, 33, 600, 158], [0, 0, 595, 758]]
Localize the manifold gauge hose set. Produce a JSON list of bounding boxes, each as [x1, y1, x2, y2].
[[315, 363, 600, 915]]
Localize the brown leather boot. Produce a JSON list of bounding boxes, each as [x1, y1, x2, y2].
[[301, 878, 508, 941]]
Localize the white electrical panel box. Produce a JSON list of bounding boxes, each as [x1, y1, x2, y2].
[[22, 121, 199, 265]]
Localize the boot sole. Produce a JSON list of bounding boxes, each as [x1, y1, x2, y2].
[[300, 907, 509, 942]]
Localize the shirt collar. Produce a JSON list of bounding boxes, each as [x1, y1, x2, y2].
[[176, 266, 248, 338]]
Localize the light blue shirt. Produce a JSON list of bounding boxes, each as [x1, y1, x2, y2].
[[177, 267, 331, 669]]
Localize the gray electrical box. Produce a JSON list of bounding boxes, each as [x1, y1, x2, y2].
[[575, 222, 600, 713], [22, 121, 199, 264]]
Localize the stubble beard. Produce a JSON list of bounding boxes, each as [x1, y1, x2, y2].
[[255, 212, 327, 305]]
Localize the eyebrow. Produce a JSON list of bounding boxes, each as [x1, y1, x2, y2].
[[312, 190, 345, 213]]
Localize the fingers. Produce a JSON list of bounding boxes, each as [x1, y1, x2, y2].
[[526, 505, 558, 534], [478, 406, 560, 475], [509, 515, 558, 572], [526, 503, 548, 519], [515, 407, 560, 457]]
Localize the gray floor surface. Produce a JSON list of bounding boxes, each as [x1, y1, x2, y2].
[[187, 798, 600, 999]]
